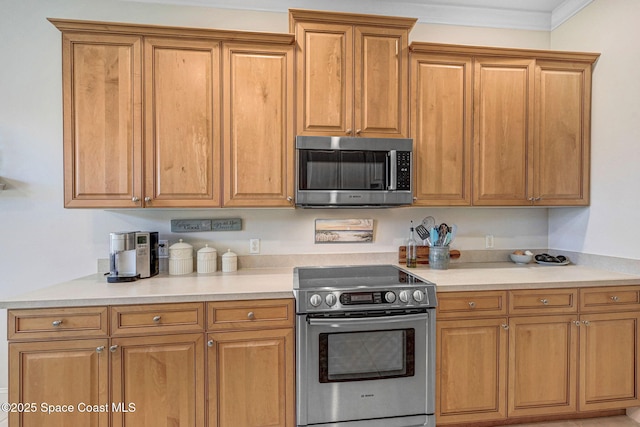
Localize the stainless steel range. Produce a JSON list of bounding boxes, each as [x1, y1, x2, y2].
[[294, 265, 437, 427]]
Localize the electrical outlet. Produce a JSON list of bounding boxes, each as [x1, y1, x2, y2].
[[249, 238, 260, 254], [485, 234, 494, 249], [158, 239, 169, 258]]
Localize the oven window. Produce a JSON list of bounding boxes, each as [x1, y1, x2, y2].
[[318, 329, 415, 383]]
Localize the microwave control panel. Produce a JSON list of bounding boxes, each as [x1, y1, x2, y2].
[[396, 151, 411, 190]]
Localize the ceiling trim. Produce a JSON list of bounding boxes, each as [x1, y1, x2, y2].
[[125, 0, 593, 31]]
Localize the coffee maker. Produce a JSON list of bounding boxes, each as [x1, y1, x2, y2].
[[108, 232, 139, 283]]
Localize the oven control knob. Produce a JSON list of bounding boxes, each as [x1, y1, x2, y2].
[[325, 294, 337, 307], [399, 290, 410, 303], [309, 294, 323, 307], [385, 291, 396, 303], [413, 290, 425, 302]]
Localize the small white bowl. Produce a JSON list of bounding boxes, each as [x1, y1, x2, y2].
[[510, 253, 533, 264]]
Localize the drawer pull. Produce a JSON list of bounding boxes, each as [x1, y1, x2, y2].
[[582, 320, 591, 326], [96, 346, 105, 353], [152, 315, 161, 323], [501, 324, 509, 330], [247, 312, 255, 320], [573, 320, 581, 327], [468, 302, 476, 309], [611, 296, 620, 302], [109, 345, 118, 353], [207, 340, 214, 348], [52, 320, 63, 327], [540, 299, 549, 305]]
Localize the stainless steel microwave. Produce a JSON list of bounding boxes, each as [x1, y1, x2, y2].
[[295, 136, 413, 208]]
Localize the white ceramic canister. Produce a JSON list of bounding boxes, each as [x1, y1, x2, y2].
[[221, 249, 237, 273], [197, 244, 217, 274], [169, 239, 194, 275]]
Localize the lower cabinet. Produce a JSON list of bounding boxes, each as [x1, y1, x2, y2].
[[9, 339, 110, 427], [437, 286, 640, 426], [7, 299, 295, 427], [110, 333, 206, 427], [437, 318, 508, 424], [207, 328, 294, 427]]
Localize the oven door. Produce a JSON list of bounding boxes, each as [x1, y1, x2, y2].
[[297, 311, 435, 427]]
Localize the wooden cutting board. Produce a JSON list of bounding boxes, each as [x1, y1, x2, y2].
[[398, 246, 461, 265]]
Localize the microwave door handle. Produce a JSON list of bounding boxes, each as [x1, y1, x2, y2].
[[387, 150, 397, 190], [307, 312, 430, 327]]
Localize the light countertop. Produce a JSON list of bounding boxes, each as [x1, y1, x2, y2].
[[2, 263, 640, 309]]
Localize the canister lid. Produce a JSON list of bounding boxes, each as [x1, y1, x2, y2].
[[222, 249, 237, 258], [170, 239, 192, 249], [198, 244, 216, 254]]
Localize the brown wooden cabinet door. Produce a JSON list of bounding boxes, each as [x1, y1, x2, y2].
[[473, 58, 534, 205], [534, 61, 591, 206], [579, 312, 640, 411], [111, 333, 205, 427], [355, 26, 409, 137], [411, 53, 472, 205], [144, 38, 221, 207], [62, 33, 143, 208], [294, 21, 353, 136], [9, 339, 109, 427], [437, 318, 508, 424], [207, 328, 294, 427], [222, 42, 295, 207], [508, 315, 578, 417]]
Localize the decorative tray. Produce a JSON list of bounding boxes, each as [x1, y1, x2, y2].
[[535, 260, 570, 266]]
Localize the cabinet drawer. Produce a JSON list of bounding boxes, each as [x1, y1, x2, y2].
[[509, 288, 578, 314], [580, 286, 640, 312], [111, 303, 205, 336], [8, 307, 108, 340], [437, 291, 507, 318], [208, 299, 294, 331]]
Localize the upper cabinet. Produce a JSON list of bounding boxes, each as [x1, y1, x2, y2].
[[222, 42, 295, 207], [59, 31, 143, 208], [144, 37, 221, 208], [410, 43, 599, 207], [51, 19, 295, 208], [290, 9, 416, 138]]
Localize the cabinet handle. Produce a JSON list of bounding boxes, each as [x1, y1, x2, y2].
[[287, 196, 293, 203], [534, 197, 542, 201], [355, 129, 362, 135], [611, 296, 619, 302], [573, 320, 581, 326], [501, 324, 509, 330], [132, 196, 140, 202], [528, 197, 534, 202], [346, 129, 352, 135], [144, 197, 151, 203], [468, 302, 476, 309], [582, 320, 591, 326], [207, 340, 214, 348], [247, 311, 255, 320], [152, 315, 161, 323], [540, 299, 549, 305], [96, 346, 105, 353], [109, 345, 118, 353], [52, 320, 63, 327]]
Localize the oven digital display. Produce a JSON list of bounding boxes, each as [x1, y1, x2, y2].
[[340, 292, 383, 305], [351, 293, 373, 302]]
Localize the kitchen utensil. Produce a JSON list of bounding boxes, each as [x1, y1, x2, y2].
[[415, 216, 435, 243], [430, 228, 438, 246], [437, 223, 449, 246]]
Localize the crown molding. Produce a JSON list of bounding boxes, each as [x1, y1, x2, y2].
[[124, 0, 593, 31]]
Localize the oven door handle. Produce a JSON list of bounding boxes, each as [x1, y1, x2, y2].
[[307, 312, 430, 326]]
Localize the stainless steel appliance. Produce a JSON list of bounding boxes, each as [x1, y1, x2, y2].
[[135, 231, 159, 279], [294, 265, 437, 427], [108, 232, 139, 283], [295, 136, 413, 207]]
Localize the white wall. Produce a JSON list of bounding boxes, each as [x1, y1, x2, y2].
[[549, 0, 640, 260], [0, 0, 554, 391]]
